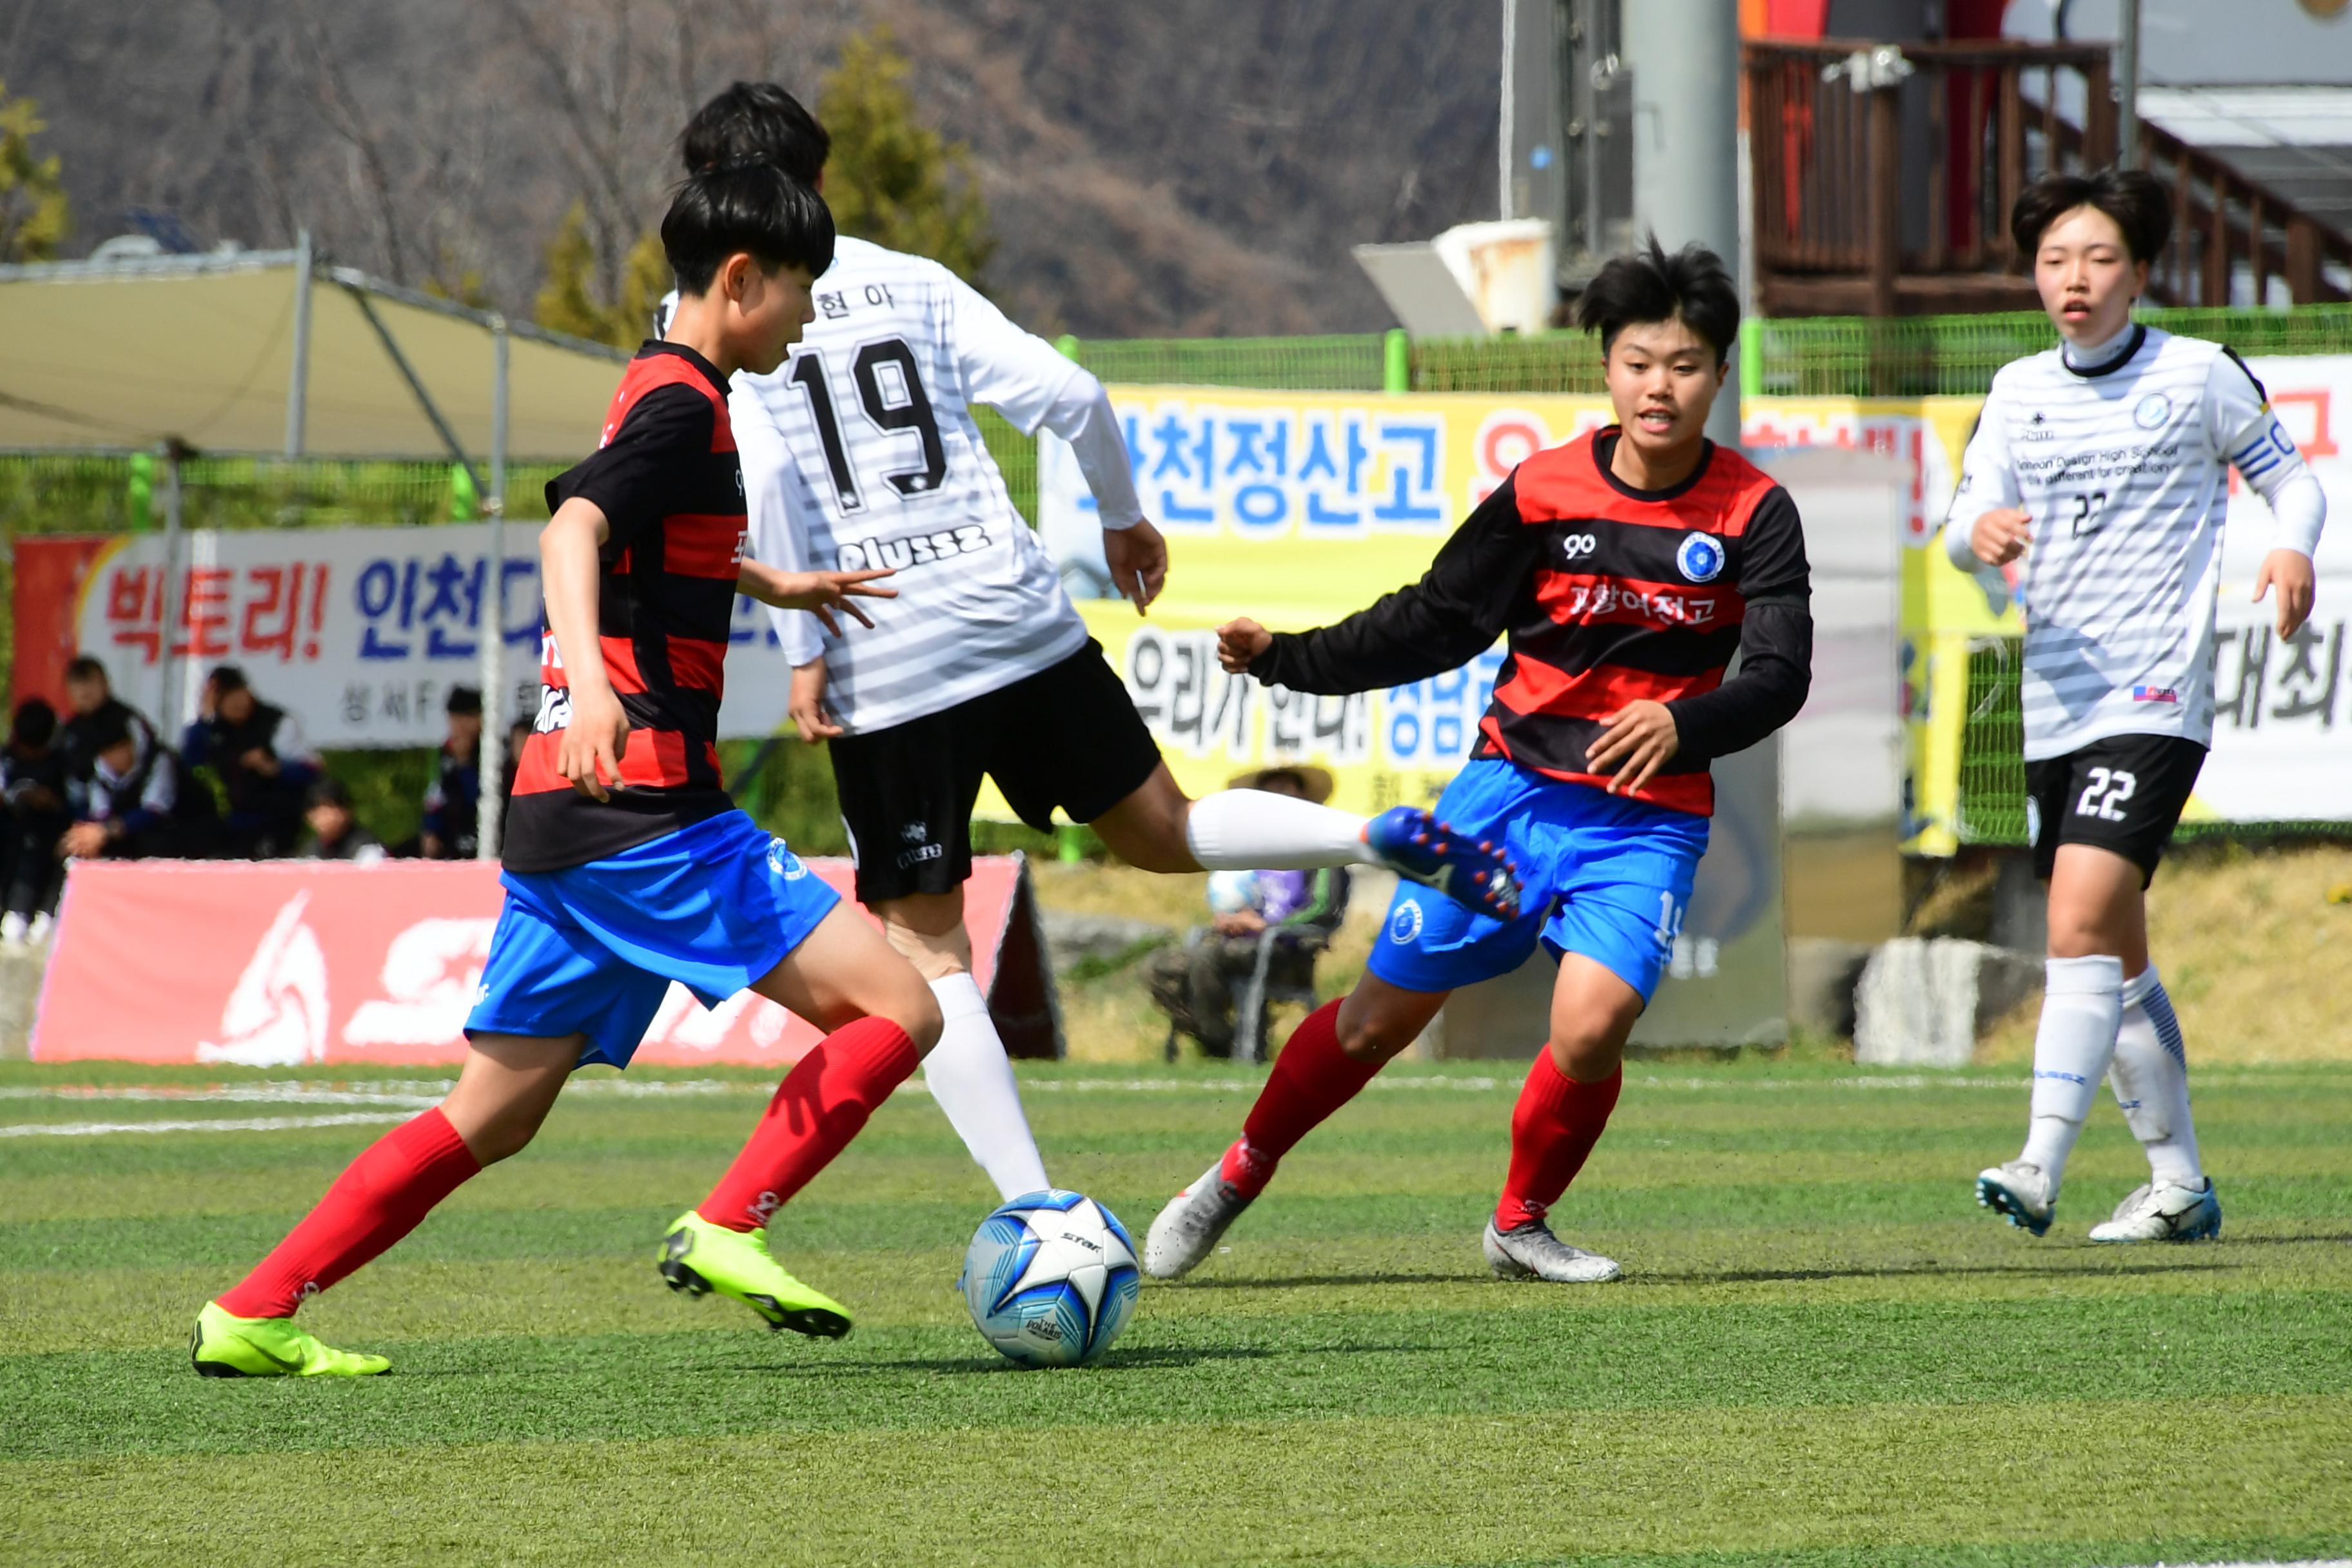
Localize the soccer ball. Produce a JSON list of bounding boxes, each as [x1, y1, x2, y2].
[[959, 1190, 1140, 1368], [1205, 868, 1260, 916]]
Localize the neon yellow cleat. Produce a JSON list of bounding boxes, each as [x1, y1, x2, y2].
[[658, 1210, 852, 1339], [190, 1301, 390, 1378]]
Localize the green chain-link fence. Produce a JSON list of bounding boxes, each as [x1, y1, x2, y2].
[[10, 300, 2351, 850]]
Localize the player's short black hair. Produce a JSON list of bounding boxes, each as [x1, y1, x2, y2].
[[446, 685, 482, 717], [86, 706, 133, 752], [12, 698, 56, 749], [63, 655, 107, 686], [1575, 235, 1741, 366], [2010, 168, 2171, 264], [662, 162, 836, 295], [681, 82, 830, 185]]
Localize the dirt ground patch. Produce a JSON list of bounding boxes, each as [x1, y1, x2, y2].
[[1977, 841, 2352, 1064]]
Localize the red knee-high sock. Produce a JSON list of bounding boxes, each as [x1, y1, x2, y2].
[[1219, 999, 1385, 1197], [217, 1107, 481, 1318], [700, 1017, 919, 1231], [1494, 1054, 1621, 1232]]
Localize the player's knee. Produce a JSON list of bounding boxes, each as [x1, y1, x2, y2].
[[1333, 1004, 1420, 1064], [894, 984, 945, 1055], [455, 1102, 547, 1166], [1547, 1028, 1623, 1084]]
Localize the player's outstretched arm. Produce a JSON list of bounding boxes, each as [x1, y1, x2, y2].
[[541, 499, 629, 803], [738, 562, 897, 638], [1225, 479, 1540, 696]]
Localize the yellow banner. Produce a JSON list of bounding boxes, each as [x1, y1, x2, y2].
[[985, 385, 1998, 847]]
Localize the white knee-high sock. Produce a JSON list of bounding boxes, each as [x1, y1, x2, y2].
[[920, 974, 1049, 1201], [1183, 789, 1369, 870], [2018, 954, 2126, 1190], [2109, 965, 2202, 1188]]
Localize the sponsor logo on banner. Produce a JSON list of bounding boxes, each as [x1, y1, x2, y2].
[[30, 859, 1034, 1066], [197, 893, 331, 1068]]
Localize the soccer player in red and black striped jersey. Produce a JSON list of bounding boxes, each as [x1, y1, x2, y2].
[[1144, 239, 1812, 1285], [190, 166, 940, 1378]]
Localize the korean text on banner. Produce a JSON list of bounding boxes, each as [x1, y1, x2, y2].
[[21, 524, 809, 747]]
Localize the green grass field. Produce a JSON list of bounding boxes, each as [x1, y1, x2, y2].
[[4, 1055, 2349, 1567]]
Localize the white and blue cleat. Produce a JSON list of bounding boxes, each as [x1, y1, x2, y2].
[[2087, 1178, 2221, 1243], [1975, 1160, 2057, 1237], [1364, 807, 1520, 923]]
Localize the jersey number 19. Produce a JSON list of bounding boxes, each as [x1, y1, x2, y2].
[[787, 337, 951, 511]]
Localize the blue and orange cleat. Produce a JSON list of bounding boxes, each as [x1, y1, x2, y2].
[[1364, 807, 1520, 922]]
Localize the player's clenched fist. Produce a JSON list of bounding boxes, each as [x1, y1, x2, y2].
[[558, 685, 630, 803], [1216, 618, 1273, 674], [1970, 506, 2033, 567]]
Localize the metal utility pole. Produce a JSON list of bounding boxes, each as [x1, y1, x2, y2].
[[2116, 0, 2142, 169], [478, 318, 511, 863], [1500, 0, 1520, 219], [1622, 0, 1743, 449], [284, 230, 312, 458]]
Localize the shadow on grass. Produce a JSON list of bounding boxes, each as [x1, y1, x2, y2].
[[1655, 1258, 2244, 1286], [2213, 1231, 2352, 1247], [703, 1345, 1288, 1377], [1161, 1271, 1476, 1292]]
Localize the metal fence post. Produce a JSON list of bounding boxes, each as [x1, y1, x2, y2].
[[478, 318, 511, 863]]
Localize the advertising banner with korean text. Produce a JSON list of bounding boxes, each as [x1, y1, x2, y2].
[[30, 856, 1045, 1066], [12, 524, 807, 746]]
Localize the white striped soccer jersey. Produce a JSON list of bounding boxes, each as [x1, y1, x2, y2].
[[700, 238, 1144, 734], [1941, 324, 2326, 759]]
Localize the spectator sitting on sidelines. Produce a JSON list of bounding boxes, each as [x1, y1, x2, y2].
[[1, 699, 72, 946], [419, 686, 483, 859], [181, 665, 317, 858], [63, 707, 191, 861], [300, 777, 387, 865], [1148, 767, 1352, 1059], [58, 656, 157, 785]]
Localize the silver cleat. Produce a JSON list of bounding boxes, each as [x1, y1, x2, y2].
[[1143, 1160, 1255, 1280], [1482, 1219, 1622, 1283], [2087, 1177, 2221, 1242]]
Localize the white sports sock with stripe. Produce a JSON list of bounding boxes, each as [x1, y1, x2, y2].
[[2018, 954, 2126, 1191], [921, 974, 1050, 1202], [1182, 789, 1368, 871], [2108, 965, 2203, 1188]]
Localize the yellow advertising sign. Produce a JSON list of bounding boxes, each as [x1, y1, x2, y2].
[[986, 384, 1995, 850]]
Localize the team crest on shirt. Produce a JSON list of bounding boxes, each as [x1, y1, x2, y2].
[[2134, 393, 2173, 429], [1387, 899, 1424, 945], [1675, 532, 1725, 584]]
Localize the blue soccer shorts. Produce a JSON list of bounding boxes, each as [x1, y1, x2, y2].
[[1368, 758, 1709, 1004], [465, 809, 839, 1070]]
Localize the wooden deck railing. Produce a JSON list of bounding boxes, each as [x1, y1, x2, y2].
[[1747, 37, 2352, 315]]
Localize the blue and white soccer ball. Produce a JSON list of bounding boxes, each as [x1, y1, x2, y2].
[[1205, 868, 1261, 916], [959, 1190, 1140, 1368]]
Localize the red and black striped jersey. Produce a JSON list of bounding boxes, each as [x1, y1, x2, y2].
[[1251, 429, 1811, 818], [503, 343, 747, 872]]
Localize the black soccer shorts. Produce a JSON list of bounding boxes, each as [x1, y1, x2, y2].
[[827, 639, 1165, 905], [2024, 732, 2208, 887]]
